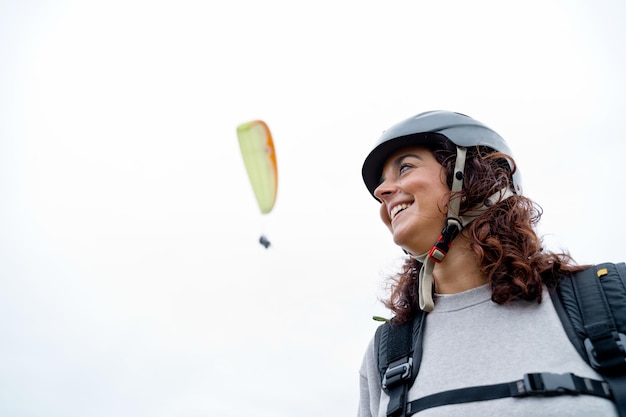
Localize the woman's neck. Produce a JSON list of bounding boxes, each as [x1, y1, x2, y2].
[[431, 235, 488, 294]]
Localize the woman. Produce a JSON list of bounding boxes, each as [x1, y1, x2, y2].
[[357, 111, 618, 416]]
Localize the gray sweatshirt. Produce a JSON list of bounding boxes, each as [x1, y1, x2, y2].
[[358, 284, 617, 417]]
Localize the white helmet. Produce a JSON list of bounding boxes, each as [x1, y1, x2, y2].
[[362, 110, 522, 197]]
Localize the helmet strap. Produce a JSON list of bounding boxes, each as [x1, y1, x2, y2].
[[412, 147, 515, 312], [414, 147, 467, 311]]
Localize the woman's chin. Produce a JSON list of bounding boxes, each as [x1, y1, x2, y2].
[[392, 234, 431, 257]]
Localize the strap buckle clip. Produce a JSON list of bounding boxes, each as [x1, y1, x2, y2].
[[583, 332, 626, 371], [521, 372, 577, 396], [428, 218, 462, 263], [382, 357, 413, 390]]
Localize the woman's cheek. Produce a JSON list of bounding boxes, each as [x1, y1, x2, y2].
[[379, 205, 392, 230]]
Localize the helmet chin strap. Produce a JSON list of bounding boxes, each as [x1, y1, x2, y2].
[[409, 147, 515, 312]]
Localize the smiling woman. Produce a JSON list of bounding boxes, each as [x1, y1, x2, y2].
[[357, 111, 622, 417], [362, 111, 522, 312]]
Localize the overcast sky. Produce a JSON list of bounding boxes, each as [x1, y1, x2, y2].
[[1, 1, 626, 416]]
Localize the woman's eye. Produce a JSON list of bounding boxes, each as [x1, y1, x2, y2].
[[399, 164, 412, 174]]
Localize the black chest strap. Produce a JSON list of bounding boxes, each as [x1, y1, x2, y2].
[[405, 372, 612, 415]]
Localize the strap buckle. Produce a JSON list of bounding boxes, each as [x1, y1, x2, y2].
[[382, 357, 413, 390], [583, 332, 626, 372], [521, 372, 577, 396], [428, 218, 462, 263]]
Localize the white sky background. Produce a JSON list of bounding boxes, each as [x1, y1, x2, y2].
[[1, 0, 625, 416]]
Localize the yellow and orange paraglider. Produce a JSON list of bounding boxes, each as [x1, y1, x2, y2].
[[236, 120, 278, 248]]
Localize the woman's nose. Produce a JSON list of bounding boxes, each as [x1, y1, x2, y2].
[[373, 178, 396, 200]]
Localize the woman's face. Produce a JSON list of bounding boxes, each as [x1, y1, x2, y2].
[[374, 146, 450, 255]]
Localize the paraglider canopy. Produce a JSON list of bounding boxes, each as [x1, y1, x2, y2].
[[236, 120, 278, 215]]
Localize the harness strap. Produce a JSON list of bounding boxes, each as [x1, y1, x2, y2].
[[381, 320, 412, 417], [405, 372, 613, 416], [571, 265, 626, 416], [574, 266, 625, 370], [378, 312, 427, 417], [603, 375, 626, 417]]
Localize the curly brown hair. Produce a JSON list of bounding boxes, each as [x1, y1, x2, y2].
[[383, 144, 586, 324]]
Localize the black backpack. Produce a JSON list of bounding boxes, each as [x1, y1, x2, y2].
[[375, 262, 626, 417]]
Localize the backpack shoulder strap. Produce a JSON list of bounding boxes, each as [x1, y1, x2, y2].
[[551, 262, 626, 416], [375, 310, 426, 417]]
